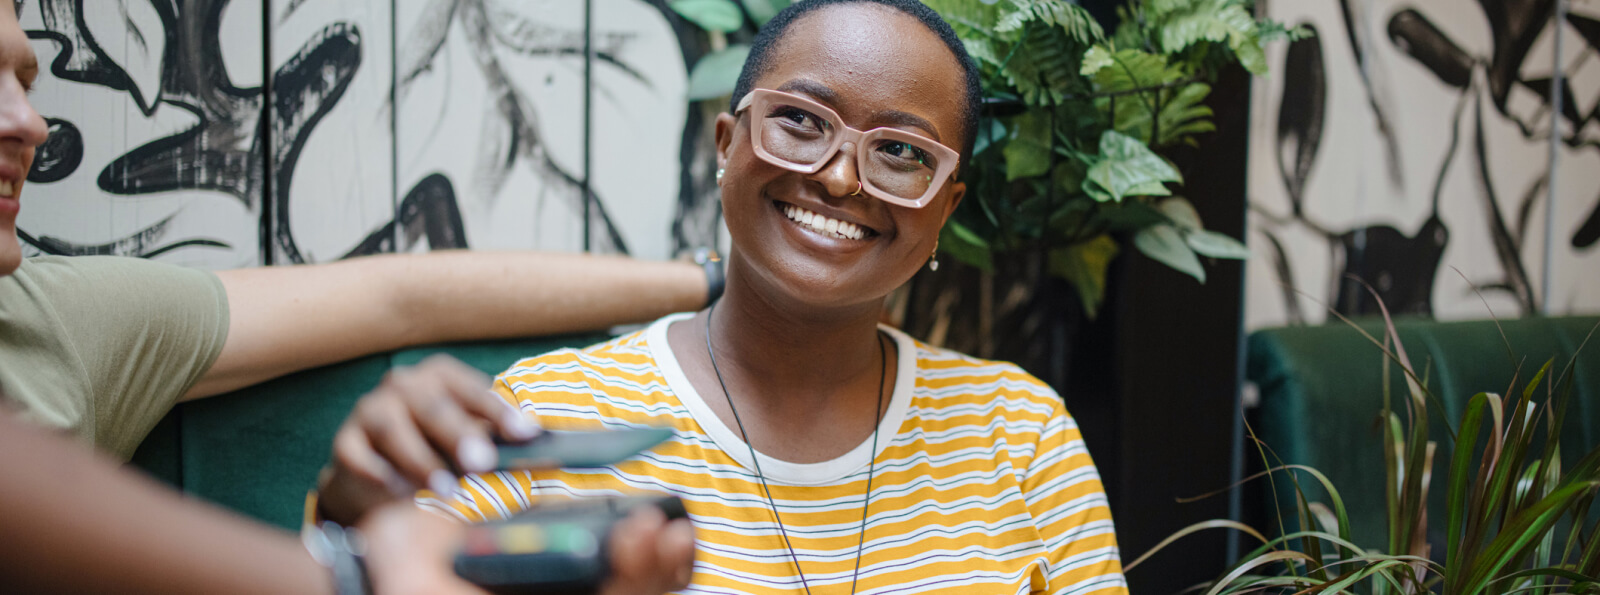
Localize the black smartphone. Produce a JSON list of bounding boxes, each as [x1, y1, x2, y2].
[[495, 427, 675, 470]]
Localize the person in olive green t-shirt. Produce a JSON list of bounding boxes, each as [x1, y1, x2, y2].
[[0, 256, 229, 457]]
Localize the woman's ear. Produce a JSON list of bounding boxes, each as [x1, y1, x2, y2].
[[714, 112, 737, 175], [940, 181, 966, 226]]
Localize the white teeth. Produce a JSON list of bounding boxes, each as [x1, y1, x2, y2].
[[782, 204, 867, 240], [0, 179, 13, 196]]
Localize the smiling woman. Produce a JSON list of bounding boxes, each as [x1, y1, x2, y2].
[[371, 1, 1127, 592]]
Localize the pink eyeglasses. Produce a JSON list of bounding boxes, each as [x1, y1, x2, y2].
[[734, 88, 960, 209]]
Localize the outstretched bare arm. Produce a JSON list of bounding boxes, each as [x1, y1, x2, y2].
[[186, 251, 706, 400]]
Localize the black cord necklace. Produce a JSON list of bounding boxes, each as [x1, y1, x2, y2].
[[703, 304, 888, 595]]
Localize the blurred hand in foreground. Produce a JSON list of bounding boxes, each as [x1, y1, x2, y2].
[[318, 355, 539, 525], [359, 501, 695, 595]]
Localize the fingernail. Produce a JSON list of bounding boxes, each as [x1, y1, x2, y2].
[[502, 408, 539, 440], [458, 435, 497, 473], [428, 469, 457, 501]]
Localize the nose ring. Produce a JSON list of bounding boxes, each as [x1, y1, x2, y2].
[[850, 180, 863, 196]]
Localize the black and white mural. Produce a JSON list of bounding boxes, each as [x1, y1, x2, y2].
[[1247, 0, 1600, 328], [17, 0, 718, 268]]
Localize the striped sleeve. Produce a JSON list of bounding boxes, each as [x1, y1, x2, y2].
[[1019, 379, 1128, 595]]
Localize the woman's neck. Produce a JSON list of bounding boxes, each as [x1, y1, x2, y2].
[[704, 255, 888, 404]]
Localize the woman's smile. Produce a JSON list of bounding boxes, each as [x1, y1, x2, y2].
[[774, 200, 879, 242]]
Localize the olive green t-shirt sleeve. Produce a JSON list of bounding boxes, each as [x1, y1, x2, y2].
[[31, 256, 230, 459]]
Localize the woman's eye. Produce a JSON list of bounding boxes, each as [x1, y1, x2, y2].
[[769, 107, 826, 131], [879, 141, 927, 164]]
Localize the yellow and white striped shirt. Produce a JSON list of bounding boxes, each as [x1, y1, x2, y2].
[[428, 313, 1127, 594]]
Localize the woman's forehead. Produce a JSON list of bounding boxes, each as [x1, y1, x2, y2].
[[756, 5, 965, 134]]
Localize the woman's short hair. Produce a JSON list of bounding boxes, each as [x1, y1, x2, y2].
[[729, 0, 984, 164]]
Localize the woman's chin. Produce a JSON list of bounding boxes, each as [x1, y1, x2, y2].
[[744, 255, 903, 313]]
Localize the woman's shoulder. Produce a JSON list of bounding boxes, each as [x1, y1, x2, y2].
[[905, 337, 1065, 413], [494, 328, 659, 384], [491, 325, 685, 429]]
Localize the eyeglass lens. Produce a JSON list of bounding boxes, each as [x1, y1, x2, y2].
[[758, 101, 943, 201]]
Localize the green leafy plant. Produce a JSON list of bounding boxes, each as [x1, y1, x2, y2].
[[921, 0, 1303, 316], [1128, 292, 1600, 594], [673, 0, 1302, 316]]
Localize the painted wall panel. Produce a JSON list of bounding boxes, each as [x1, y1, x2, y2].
[[23, 0, 715, 268], [18, 0, 267, 268], [588, 0, 691, 259], [393, 0, 699, 259], [269, 0, 396, 263], [1246, 0, 1600, 329]]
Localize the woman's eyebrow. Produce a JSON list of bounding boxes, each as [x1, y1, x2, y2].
[[774, 79, 943, 141], [873, 110, 940, 141], [776, 79, 840, 104]]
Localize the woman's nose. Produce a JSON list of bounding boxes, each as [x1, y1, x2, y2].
[[812, 141, 862, 198]]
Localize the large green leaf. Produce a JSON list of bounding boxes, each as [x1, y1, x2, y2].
[[1110, 82, 1215, 147], [1157, 196, 1202, 229], [1082, 177, 1113, 202], [670, 0, 744, 32], [1084, 130, 1182, 202], [1186, 230, 1249, 259], [741, 0, 788, 25], [1004, 111, 1052, 180], [686, 44, 750, 100], [1092, 199, 1168, 232], [961, 36, 1002, 68], [1146, 0, 1200, 18], [1153, 0, 1271, 76], [1231, 33, 1268, 76], [1157, 1, 1255, 54], [1090, 48, 1184, 93], [1001, 0, 1104, 43], [1080, 45, 1114, 76], [1134, 224, 1205, 283], [1047, 234, 1119, 317], [998, 23, 1090, 105], [924, 0, 1004, 39]]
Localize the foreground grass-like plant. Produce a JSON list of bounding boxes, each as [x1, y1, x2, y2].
[[1129, 288, 1600, 594]]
